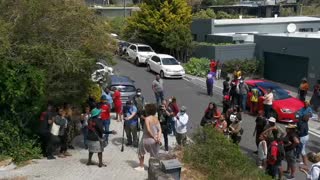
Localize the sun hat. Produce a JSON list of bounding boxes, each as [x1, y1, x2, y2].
[[91, 108, 101, 117], [101, 95, 107, 100], [302, 77, 307, 81], [285, 124, 297, 129], [268, 117, 276, 123]]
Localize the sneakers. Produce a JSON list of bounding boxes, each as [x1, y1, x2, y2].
[[286, 175, 295, 180], [134, 166, 144, 171], [47, 156, 56, 160]]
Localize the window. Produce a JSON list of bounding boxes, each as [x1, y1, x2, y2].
[[192, 34, 197, 41], [130, 45, 137, 50], [299, 28, 313, 32], [161, 58, 179, 65], [151, 56, 160, 63], [137, 46, 153, 52], [111, 85, 136, 93]]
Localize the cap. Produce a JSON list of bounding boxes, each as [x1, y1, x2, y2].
[[101, 95, 107, 100], [268, 117, 276, 123], [91, 108, 101, 117], [180, 106, 187, 112]]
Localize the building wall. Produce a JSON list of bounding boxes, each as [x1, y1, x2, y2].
[[191, 19, 214, 42], [255, 34, 320, 86], [192, 43, 256, 62]]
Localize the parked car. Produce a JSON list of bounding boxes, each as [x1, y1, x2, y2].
[[91, 62, 114, 83], [105, 75, 137, 106], [246, 80, 304, 123], [118, 41, 130, 56], [146, 54, 185, 79], [126, 43, 156, 66]]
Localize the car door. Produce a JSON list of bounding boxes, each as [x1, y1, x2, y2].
[[152, 56, 161, 73], [128, 45, 137, 60], [149, 56, 157, 71]]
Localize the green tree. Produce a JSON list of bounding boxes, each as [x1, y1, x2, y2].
[[124, 0, 192, 61], [193, 9, 216, 19]]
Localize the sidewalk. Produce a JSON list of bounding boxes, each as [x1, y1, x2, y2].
[[184, 74, 320, 136], [0, 114, 177, 180]]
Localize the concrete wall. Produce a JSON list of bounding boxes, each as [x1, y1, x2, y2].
[[255, 34, 320, 86], [191, 19, 214, 42], [93, 7, 139, 18], [192, 43, 256, 62], [206, 35, 234, 43]]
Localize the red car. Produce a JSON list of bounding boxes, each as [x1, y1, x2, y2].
[[245, 80, 304, 123]]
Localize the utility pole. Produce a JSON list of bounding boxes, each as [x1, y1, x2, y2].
[[124, 0, 126, 18]]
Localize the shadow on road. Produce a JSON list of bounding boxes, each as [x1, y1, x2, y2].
[[111, 137, 123, 146]]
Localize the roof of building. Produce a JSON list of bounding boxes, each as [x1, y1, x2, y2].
[[259, 32, 320, 39], [213, 16, 320, 26]]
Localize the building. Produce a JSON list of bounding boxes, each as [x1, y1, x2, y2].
[[255, 32, 320, 87]]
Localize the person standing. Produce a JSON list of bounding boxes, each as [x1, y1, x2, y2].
[[229, 78, 239, 108], [263, 88, 273, 118], [222, 95, 231, 115], [206, 73, 214, 96], [133, 88, 145, 129], [136, 104, 162, 171], [239, 79, 249, 112], [299, 78, 310, 101], [297, 101, 312, 166], [103, 87, 113, 109], [222, 77, 230, 95], [210, 59, 217, 74], [99, 95, 111, 144], [80, 106, 91, 149], [174, 106, 188, 147], [253, 110, 267, 154], [87, 108, 116, 168], [112, 87, 123, 122], [64, 103, 75, 151], [158, 100, 173, 152], [124, 100, 139, 147], [266, 130, 283, 180], [56, 109, 69, 158], [168, 97, 179, 135], [283, 124, 300, 180], [38, 104, 54, 157], [311, 80, 320, 112], [250, 87, 260, 115], [233, 65, 242, 80], [152, 75, 164, 106], [257, 135, 267, 169], [215, 60, 222, 80]]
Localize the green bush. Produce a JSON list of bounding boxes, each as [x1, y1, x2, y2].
[[223, 59, 261, 77], [183, 57, 210, 77], [183, 127, 271, 180]]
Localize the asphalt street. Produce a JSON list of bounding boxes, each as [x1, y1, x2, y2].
[[114, 56, 320, 179]]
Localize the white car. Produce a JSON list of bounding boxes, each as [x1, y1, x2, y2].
[[126, 43, 156, 66], [146, 54, 185, 78], [91, 62, 114, 83]]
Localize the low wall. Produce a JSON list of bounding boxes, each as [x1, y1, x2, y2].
[[192, 43, 256, 62]]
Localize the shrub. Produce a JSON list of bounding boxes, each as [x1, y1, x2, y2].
[[183, 127, 271, 179], [183, 57, 210, 77], [223, 59, 261, 77]]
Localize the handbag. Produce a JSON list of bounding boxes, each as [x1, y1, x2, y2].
[[50, 122, 60, 136]]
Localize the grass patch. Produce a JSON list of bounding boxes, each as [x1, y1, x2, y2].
[[183, 127, 271, 180]]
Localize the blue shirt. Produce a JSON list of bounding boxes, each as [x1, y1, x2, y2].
[[298, 107, 313, 118], [102, 89, 113, 106], [125, 105, 138, 125]]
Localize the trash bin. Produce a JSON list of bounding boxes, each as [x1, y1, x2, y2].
[[160, 159, 182, 180]]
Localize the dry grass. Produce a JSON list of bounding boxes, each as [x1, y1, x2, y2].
[[174, 149, 208, 180]]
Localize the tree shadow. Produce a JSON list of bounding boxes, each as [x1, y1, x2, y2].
[[79, 158, 98, 166], [125, 160, 148, 169]]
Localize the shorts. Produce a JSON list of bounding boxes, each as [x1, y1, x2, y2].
[[300, 135, 309, 156], [285, 150, 296, 167]]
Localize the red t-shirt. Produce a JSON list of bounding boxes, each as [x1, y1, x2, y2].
[[267, 141, 278, 165], [210, 61, 217, 72], [100, 103, 110, 120]]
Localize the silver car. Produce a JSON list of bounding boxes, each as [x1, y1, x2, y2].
[[106, 75, 136, 106]]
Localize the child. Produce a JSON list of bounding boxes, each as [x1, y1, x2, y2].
[[81, 106, 91, 149], [258, 136, 267, 169]]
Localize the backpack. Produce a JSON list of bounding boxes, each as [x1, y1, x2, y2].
[[134, 96, 144, 112], [268, 141, 285, 161], [310, 165, 320, 180]]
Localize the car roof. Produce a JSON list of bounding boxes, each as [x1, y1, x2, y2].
[[130, 43, 150, 47], [110, 75, 135, 85], [157, 54, 175, 58]]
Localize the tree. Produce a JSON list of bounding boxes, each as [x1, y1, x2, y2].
[[124, 0, 192, 61], [193, 9, 216, 19]]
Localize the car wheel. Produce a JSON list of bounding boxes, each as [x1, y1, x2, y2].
[[160, 71, 165, 79], [135, 58, 140, 66], [147, 64, 151, 72], [270, 109, 278, 120]]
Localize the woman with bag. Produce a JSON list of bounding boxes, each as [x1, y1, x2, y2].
[[87, 108, 116, 167]]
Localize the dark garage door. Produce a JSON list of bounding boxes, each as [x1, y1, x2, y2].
[[264, 52, 309, 87]]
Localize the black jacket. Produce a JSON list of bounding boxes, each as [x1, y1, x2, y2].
[[87, 117, 104, 141]]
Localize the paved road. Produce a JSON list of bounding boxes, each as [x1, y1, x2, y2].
[[114, 56, 320, 180]]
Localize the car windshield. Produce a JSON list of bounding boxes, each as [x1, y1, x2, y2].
[[138, 46, 153, 52], [271, 88, 291, 100], [111, 85, 136, 92], [162, 58, 179, 65]]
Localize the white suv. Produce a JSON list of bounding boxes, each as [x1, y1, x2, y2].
[[146, 54, 185, 79], [126, 44, 156, 66]]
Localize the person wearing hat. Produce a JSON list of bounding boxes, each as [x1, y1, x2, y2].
[[174, 106, 189, 146], [99, 95, 111, 144], [87, 108, 116, 168], [260, 117, 285, 145], [133, 88, 145, 129], [283, 124, 300, 179], [300, 152, 320, 180], [123, 100, 139, 147], [299, 78, 309, 101]]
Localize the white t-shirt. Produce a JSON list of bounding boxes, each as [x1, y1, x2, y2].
[[263, 92, 273, 105], [308, 162, 320, 180], [175, 112, 188, 134], [258, 140, 267, 160]]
